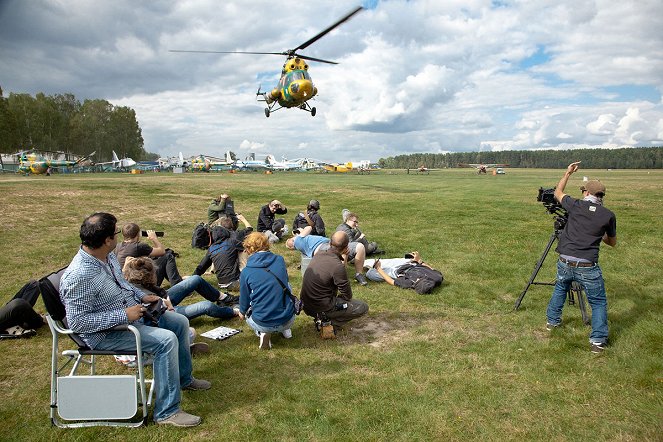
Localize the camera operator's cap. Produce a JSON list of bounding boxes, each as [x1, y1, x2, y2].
[[308, 199, 320, 210], [584, 180, 606, 196]]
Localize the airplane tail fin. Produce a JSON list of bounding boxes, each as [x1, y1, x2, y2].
[[112, 151, 120, 162], [75, 151, 96, 165]]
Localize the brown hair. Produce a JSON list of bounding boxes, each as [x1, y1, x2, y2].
[[122, 223, 140, 239], [243, 232, 270, 255], [123, 256, 157, 286]]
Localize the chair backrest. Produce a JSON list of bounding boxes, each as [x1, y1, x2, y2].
[[39, 267, 68, 322]]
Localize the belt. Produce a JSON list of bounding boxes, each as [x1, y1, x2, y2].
[[559, 257, 594, 267]]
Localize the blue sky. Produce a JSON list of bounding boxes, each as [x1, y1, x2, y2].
[[1, 0, 661, 162]]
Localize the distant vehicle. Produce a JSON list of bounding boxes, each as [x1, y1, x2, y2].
[[495, 168, 506, 175], [96, 151, 136, 171], [14, 149, 95, 175]]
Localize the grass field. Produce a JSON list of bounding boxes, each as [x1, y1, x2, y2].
[[0, 168, 661, 441]]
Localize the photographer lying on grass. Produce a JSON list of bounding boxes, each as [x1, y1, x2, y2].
[[364, 251, 444, 295]]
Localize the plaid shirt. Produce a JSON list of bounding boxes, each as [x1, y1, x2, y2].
[[60, 247, 145, 349]]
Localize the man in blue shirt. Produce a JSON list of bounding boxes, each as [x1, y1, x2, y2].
[[60, 212, 211, 427], [545, 163, 617, 353]]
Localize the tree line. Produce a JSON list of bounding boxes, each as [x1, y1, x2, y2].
[[377, 146, 663, 169], [0, 88, 153, 162]]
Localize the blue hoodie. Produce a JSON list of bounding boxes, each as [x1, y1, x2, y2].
[[239, 251, 295, 327]]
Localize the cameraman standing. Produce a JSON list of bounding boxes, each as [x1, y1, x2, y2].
[[546, 161, 616, 353]]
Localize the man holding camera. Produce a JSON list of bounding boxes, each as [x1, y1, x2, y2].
[[546, 162, 617, 353], [115, 223, 183, 287], [257, 199, 288, 243], [60, 213, 210, 427]]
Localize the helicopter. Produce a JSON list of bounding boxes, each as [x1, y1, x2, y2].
[[171, 6, 363, 117], [15, 150, 96, 175]]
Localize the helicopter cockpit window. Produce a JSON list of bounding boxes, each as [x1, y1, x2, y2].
[[289, 71, 306, 81]]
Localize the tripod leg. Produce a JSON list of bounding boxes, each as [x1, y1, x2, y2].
[[570, 281, 590, 325], [514, 232, 558, 310]]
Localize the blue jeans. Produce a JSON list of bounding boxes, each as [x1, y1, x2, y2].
[[94, 311, 193, 421], [546, 260, 608, 344], [246, 314, 295, 334], [175, 301, 235, 320], [167, 275, 220, 305]]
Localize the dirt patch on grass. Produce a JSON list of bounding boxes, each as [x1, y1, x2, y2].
[[338, 314, 439, 349]]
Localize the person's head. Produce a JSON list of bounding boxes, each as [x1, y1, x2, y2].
[[285, 236, 296, 249], [581, 180, 606, 199], [123, 256, 157, 286], [330, 231, 349, 256], [80, 212, 119, 250], [345, 212, 359, 227], [219, 217, 235, 231], [269, 200, 282, 213], [122, 223, 140, 240], [307, 199, 320, 211], [244, 232, 270, 255]]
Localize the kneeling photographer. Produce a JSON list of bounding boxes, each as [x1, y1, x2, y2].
[[545, 161, 616, 354]]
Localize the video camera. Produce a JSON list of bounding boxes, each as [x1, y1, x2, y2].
[[537, 187, 568, 231]]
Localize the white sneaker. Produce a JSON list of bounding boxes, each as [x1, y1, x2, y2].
[[281, 329, 293, 339]]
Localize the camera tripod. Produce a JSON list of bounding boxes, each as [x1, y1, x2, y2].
[[513, 226, 590, 325]]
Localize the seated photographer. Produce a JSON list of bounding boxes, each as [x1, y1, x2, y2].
[[60, 212, 210, 427], [193, 225, 245, 291], [336, 211, 384, 256], [115, 223, 183, 287], [364, 251, 444, 295], [124, 257, 239, 322], [256, 199, 288, 243], [292, 199, 326, 237], [208, 193, 239, 229]]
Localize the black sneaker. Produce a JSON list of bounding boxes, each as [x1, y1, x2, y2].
[[355, 273, 368, 286], [218, 293, 240, 306], [590, 342, 606, 354]]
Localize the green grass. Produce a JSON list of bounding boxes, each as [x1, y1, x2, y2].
[[0, 169, 661, 441]]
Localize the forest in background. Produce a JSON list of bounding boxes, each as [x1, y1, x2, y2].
[[0, 89, 155, 162], [378, 146, 663, 169]]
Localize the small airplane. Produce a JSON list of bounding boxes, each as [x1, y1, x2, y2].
[[322, 161, 353, 173], [458, 163, 510, 174], [96, 151, 137, 171], [16, 150, 96, 175], [170, 6, 363, 117]]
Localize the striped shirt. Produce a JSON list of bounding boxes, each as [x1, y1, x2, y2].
[[60, 247, 145, 349]]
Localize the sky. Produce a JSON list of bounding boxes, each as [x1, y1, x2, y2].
[[1, 0, 662, 163]]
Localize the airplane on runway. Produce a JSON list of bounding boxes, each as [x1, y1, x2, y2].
[[458, 163, 510, 174]]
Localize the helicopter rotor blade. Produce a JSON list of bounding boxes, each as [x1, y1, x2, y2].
[[293, 6, 363, 52], [294, 54, 339, 64], [169, 50, 287, 56]]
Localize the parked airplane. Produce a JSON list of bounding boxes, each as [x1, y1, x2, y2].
[[322, 161, 353, 173], [233, 154, 271, 170], [96, 151, 137, 171], [159, 152, 189, 169]]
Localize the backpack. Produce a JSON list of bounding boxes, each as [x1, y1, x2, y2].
[[396, 263, 444, 294], [191, 222, 212, 249], [292, 212, 312, 232]]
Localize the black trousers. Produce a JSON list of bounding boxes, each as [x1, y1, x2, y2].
[[0, 299, 43, 332], [154, 251, 183, 286]]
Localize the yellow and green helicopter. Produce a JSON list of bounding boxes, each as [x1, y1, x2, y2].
[[15, 150, 95, 175], [171, 6, 363, 117]]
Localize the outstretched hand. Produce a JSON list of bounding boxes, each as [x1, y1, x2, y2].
[[566, 161, 581, 174]]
